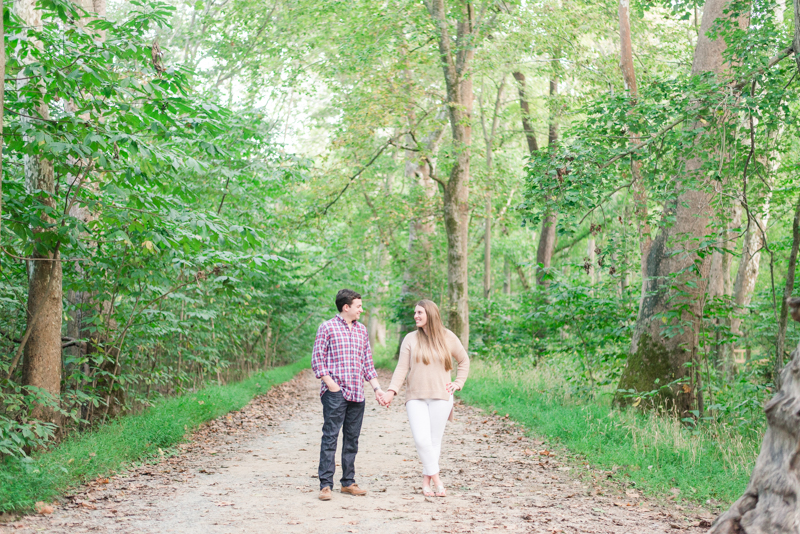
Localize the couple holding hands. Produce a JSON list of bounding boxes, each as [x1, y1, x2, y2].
[[311, 289, 470, 501]]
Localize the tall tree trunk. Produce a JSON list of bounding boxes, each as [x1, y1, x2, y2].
[[615, 0, 749, 416], [535, 74, 559, 286], [619, 0, 654, 324], [479, 77, 505, 300], [484, 196, 491, 299], [424, 0, 475, 348], [15, 0, 63, 425], [512, 71, 539, 154]]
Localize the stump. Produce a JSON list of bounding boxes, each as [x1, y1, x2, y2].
[[711, 338, 800, 533]]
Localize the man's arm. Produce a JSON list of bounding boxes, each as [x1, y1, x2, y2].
[[361, 331, 383, 403], [311, 324, 339, 391]]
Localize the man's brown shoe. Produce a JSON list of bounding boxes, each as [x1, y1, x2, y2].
[[341, 484, 367, 496], [319, 487, 332, 501]]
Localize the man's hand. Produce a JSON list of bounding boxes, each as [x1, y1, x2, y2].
[[374, 389, 386, 406], [380, 390, 395, 406], [322, 375, 340, 392]]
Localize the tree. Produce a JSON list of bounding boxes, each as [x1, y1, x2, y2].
[[15, 0, 63, 426], [423, 0, 477, 347], [616, 0, 749, 415]]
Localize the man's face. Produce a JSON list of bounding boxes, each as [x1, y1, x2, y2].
[[342, 299, 363, 322]]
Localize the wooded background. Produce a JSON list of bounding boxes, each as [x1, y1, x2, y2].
[[1, 0, 799, 498]]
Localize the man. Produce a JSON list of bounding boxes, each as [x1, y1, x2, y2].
[[311, 288, 385, 501]]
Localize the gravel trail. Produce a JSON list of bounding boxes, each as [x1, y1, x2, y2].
[[2, 369, 715, 533]]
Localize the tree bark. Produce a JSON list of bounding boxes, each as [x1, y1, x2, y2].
[[424, 0, 475, 348], [535, 74, 559, 286], [513, 70, 555, 287], [484, 196, 492, 299], [774, 195, 800, 387], [619, 0, 654, 323], [615, 0, 749, 415], [710, 334, 800, 533], [512, 71, 539, 154], [14, 0, 63, 425], [479, 77, 505, 300], [731, 201, 769, 335]]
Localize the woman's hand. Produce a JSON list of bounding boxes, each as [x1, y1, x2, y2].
[[381, 390, 395, 406], [445, 382, 460, 395]]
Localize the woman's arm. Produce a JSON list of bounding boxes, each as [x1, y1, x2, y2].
[[450, 333, 470, 390], [387, 334, 412, 394]]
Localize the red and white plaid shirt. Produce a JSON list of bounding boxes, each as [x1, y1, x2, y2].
[[311, 315, 378, 402]]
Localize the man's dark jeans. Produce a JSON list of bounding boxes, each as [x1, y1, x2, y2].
[[318, 389, 365, 490]]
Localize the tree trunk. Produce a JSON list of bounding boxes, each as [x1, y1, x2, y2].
[[731, 203, 769, 335], [710, 334, 800, 533], [484, 196, 491, 299], [774, 195, 800, 387], [15, 0, 63, 425], [619, 0, 654, 327], [503, 256, 512, 295], [424, 0, 475, 348], [615, 0, 749, 415], [535, 74, 559, 286], [512, 71, 539, 154], [479, 77, 505, 300]]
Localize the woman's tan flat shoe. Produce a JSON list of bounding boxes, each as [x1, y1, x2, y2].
[[434, 485, 446, 497], [422, 485, 435, 497]]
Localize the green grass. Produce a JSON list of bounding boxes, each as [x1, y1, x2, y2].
[[458, 360, 758, 507], [0, 356, 309, 513]]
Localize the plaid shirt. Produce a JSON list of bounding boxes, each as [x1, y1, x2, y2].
[[311, 315, 378, 402]]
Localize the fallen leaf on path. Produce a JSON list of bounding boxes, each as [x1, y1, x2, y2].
[[35, 502, 54, 515], [287, 520, 301, 524], [214, 501, 234, 507], [80, 502, 97, 510]]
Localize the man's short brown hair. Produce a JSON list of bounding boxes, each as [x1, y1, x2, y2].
[[336, 289, 362, 312]]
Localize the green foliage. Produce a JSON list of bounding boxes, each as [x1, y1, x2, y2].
[[0, 357, 309, 513]]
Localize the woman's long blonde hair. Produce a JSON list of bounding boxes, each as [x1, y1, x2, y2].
[[415, 300, 453, 371]]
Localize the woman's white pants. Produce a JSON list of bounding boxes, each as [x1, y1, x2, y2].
[[406, 396, 454, 476]]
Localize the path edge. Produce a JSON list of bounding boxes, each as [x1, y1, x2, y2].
[[0, 356, 311, 516]]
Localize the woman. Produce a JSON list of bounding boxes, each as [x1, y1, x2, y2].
[[380, 300, 469, 497]]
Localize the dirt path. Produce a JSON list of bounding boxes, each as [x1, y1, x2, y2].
[[3, 369, 715, 533]]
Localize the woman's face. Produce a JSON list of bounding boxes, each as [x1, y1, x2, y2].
[[414, 305, 428, 329]]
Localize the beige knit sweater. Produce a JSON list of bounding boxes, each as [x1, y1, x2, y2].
[[387, 329, 470, 402]]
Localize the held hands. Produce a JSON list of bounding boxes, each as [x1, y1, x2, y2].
[[378, 389, 395, 407], [445, 382, 461, 395], [374, 389, 388, 407]]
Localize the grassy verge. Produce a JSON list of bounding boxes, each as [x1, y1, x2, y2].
[[0, 356, 309, 513], [459, 359, 758, 507]]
